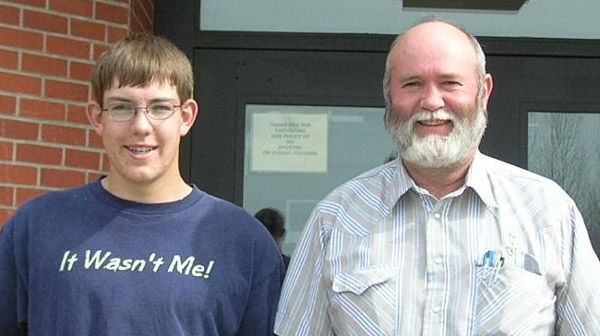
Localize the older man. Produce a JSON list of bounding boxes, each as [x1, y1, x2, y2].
[[275, 17, 600, 335]]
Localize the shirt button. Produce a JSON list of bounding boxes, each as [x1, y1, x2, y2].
[[433, 213, 441, 219], [432, 306, 441, 313], [506, 247, 514, 256], [434, 257, 443, 264]]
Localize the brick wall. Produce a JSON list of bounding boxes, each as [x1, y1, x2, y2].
[[0, 0, 155, 225]]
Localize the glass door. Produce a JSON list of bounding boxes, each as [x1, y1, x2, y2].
[[528, 111, 600, 252], [243, 104, 394, 255]]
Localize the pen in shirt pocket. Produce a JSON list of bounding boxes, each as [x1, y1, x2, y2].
[[482, 249, 504, 268], [480, 249, 504, 284], [483, 247, 542, 275]]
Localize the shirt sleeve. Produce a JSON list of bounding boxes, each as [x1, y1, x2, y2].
[[0, 219, 21, 336], [275, 208, 333, 336], [555, 201, 600, 334]]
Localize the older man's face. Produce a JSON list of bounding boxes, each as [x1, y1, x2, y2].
[[386, 22, 493, 168]]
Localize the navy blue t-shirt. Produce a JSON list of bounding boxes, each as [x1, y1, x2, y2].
[[0, 181, 285, 335]]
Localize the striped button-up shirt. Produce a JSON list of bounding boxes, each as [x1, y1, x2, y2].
[[275, 152, 600, 335]]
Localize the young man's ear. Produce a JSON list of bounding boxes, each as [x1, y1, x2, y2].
[[86, 101, 104, 136], [179, 99, 199, 136]]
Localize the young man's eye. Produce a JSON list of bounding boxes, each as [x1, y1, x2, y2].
[[151, 104, 172, 112], [110, 104, 132, 111]]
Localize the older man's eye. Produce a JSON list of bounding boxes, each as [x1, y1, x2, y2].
[[402, 81, 420, 88], [444, 81, 462, 87]]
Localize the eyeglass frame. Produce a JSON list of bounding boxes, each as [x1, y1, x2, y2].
[[100, 101, 183, 122]]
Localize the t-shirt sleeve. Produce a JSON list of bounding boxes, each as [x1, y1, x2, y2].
[[236, 216, 286, 335]]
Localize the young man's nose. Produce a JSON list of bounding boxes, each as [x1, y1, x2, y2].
[[129, 108, 154, 133]]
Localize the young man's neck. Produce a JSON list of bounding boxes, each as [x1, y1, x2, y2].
[[101, 175, 192, 204], [402, 155, 475, 200]]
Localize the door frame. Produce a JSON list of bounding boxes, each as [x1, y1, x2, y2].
[[154, 0, 600, 193]]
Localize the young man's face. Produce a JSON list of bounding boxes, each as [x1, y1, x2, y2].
[[88, 81, 197, 190]]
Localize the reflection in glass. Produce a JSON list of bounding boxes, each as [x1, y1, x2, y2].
[[244, 104, 394, 255], [528, 112, 600, 254]]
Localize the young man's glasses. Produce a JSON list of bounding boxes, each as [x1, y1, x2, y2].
[[102, 102, 181, 122]]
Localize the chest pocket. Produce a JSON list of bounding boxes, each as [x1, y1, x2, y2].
[[473, 264, 555, 335], [329, 267, 397, 336]]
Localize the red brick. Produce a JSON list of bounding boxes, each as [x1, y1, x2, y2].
[[88, 130, 103, 149], [0, 187, 14, 206], [47, 36, 90, 59], [41, 124, 86, 146], [45, 79, 89, 102], [87, 172, 104, 183], [15, 187, 48, 206], [0, 118, 39, 140], [130, 16, 143, 34], [17, 143, 63, 165], [131, 4, 146, 24], [21, 98, 67, 122], [95, 2, 129, 25], [22, 53, 68, 77], [0, 141, 14, 161], [0, 49, 18, 69], [71, 18, 106, 41], [0, 163, 38, 184], [0, 4, 20, 26], [131, 0, 153, 33], [0, 26, 43, 51], [0, 209, 13, 227], [65, 148, 100, 170], [92, 43, 109, 61], [107, 26, 128, 43], [101, 153, 110, 171], [49, 0, 93, 17], [69, 61, 94, 81], [0, 71, 42, 95], [4, 0, 44, 8], [24, 10, 68, 34], [0, 95, 16, 115], [66, 104, 89, 124], [0, 186, 14, 206], [41, 167, 85, 188], [137, 0, 155, 18]]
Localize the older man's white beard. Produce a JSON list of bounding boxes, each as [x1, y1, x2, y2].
[[391, 107, 487, 168]]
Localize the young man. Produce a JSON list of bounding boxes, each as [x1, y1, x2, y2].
[[275, 17, 600, 335], [0, 33, 284, 335]]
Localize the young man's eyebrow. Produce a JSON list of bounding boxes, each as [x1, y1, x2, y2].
[[105, 96, 176, 103], [105, 97, 132, 103]]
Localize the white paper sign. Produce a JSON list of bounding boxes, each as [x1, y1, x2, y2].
[[251, 113, 328, 172]]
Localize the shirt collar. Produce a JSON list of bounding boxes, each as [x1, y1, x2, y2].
[[389, 151, 498, 209], [464, 151, 499, 209], [385, 158, 417, 210]]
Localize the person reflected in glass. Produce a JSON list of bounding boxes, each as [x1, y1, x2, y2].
[[255, 208, 291, 272]]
